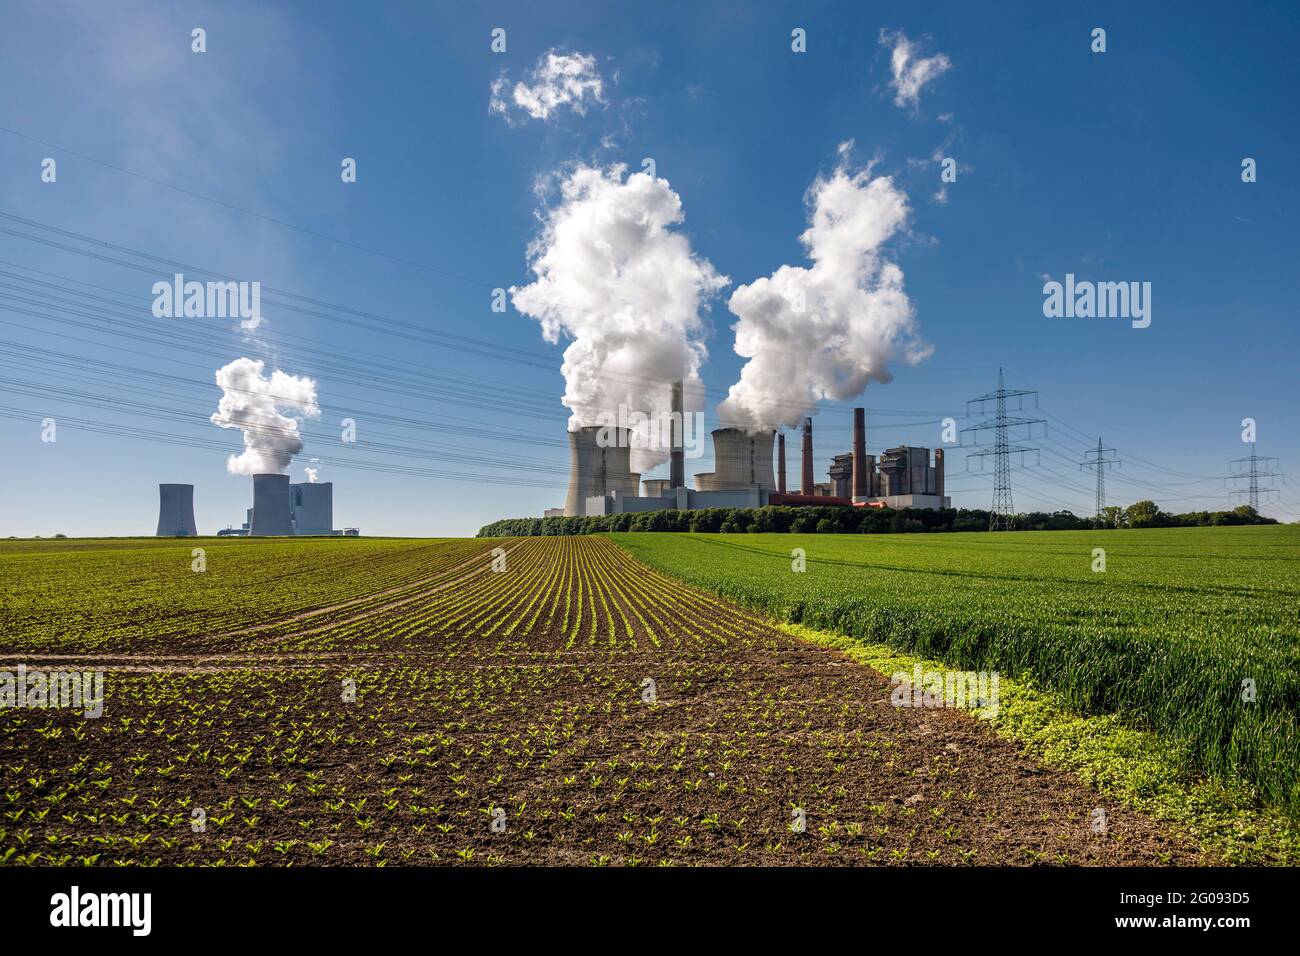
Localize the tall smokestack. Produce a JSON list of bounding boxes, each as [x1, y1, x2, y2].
[[670, 380, 685, 488], [851, 407, 868, 502], [800, 417, 814, 495], [777, 432, 787, 493], [934, 448, 945, 499], [156, 484, 198, 537]]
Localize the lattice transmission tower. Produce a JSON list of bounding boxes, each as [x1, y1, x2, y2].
[[1228, 445, 1282, 513], [1080, 438, 1121, 523], [960, 368, 1045, 531]]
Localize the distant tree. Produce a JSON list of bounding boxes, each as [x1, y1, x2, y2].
[[790, 513, 817, 533], [1125, 500, 1162, 528], [1099, 505, 1126, 528]]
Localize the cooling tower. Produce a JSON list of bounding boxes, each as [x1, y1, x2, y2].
[[800, 418, 814, 495], [851, 407, 869, 502], [156, 483, 198, 537], [291, 481, 333, 535], [250, 474, 293, 536], [563, 426, 638, 516], [643, 478, 672, 498], [711, 428, 776, 490]]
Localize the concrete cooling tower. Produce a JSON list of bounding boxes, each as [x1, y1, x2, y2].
[[563, 426, 639, 516], [250, 474, 293, 536], [291, 482, 333, 535], [156, 483, 198, 537], [710, 427, 776, 491]]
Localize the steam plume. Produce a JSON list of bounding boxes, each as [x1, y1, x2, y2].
[[210, 357, 320, 475], [718, 143, 930, 430], [511, 164, 726, 472]]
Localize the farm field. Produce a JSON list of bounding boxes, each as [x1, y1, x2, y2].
[[611, 526, 1300, 817], [0, 535, 1195, 866]]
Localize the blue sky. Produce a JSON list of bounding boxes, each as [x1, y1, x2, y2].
[[0, 0, 1296, 536]]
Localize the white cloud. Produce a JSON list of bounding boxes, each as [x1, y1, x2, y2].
[[510, 165, 727, 473], [210, 357, 320, 475], [490, 50, 606, 122], [717, 144, 931, 430], [881, 30, 951, 110]]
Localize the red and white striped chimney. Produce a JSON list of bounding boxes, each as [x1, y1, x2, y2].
[[777, 432, 787, 494], [851, 407, 868, 502]]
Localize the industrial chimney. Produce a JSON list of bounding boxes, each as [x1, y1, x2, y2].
[[934, 448, 945, 500], [800, 417, 814, 495], [670, 380, 685, 489], [851, 407, 868, 503], [250, 474, 293, 536], [777, 432, 786, 494], [156, 484, 198, 537]]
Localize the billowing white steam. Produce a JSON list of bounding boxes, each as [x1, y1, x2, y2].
[[210, 357, 320, 475], [303, 466, 319, 483], [718, 143, 930, 430], [511, 164, 726, 473]]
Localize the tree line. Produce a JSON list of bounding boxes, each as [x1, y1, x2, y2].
[[478, 501, 1275, 537]]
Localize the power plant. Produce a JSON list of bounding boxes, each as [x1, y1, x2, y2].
[[558, 398, 950, 517], [244, 475, 344, 536], [156, 484, 198, 536], [158, 475, 355, 536]]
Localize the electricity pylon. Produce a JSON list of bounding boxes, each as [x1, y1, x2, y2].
[[1228, 445, 1282, 512], [960, 368, 1045, 531], [1080, 438, 1121, 522]]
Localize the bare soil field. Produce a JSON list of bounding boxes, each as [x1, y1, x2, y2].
[[1, 536, 1196, 866]]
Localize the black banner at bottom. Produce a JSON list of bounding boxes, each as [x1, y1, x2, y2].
[[0, 865, 1278, 941]]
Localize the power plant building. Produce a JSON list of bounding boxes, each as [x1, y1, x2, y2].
[[291, 482, 334, 535], [245, 475, 337, 535]]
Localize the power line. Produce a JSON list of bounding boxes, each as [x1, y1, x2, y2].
[[0, 125, 495, 288]]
